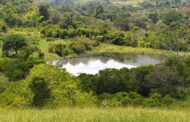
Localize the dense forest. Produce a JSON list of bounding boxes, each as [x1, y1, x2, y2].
[[0, 0, 190, 111]]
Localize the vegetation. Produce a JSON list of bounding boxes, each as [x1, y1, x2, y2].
[[0, 0, 190, 121], [0, 108, 189, 122]]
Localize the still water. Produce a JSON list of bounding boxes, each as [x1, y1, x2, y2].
[[51, 54, 162, 76]]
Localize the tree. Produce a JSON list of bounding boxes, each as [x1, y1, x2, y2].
[[131, 66, 154, 97], [39, 5, 49, 22], [147, 65, 180, 97], [112, 36, 126, 46], [4, 10, 22, 27], [29, 77, 51, 107], [0, 58, 44, 81], [95, 4, 104, 18], [70, 43, 86, 55], [50, 10, 61, 24], [162, 11, 182, 26], [114, 16, 130, 31], [60, 15, 77, 29], [93, 68, 136, 94], [149, 12, 159, 24], [183, 57, 190, 89], [165, 56, 186, 93], [2, 34, 27, 57], [0, 21, 7, 32], [78, 74, 96, 93], [27, 64, 95, 107]]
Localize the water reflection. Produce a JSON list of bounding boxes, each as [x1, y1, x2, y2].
[[51, 54, 162, 76]]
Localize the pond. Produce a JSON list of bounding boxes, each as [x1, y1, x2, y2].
[[51, 54, 164, 76]]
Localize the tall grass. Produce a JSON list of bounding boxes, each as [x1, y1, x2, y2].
[[112, 0, 144, 7], [89, 44, 190, 56], [0, 107, 189, 122]]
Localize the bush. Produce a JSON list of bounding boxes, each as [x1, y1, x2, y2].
[[70, 43, 86, 55], [143, 93, 175, 107], [99, 92, 144, 108], [2, 34, 27, 58], [29, 77, 51, 107], [0, 81, 31, 108], [26, 64, 96, 107], [128, 92, 144, 106], [46, 38, 56, 42], [0, 58, 44, 81], [143, 93, 162, 107], [162, 95, 174, 106], [112, 36, 126, 46], [49, 43, 69, 57], [49, 38, 98, 57], [0, 20, 7, 32]]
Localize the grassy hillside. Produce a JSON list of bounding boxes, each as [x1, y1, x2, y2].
[[0, 108, 189, 122], [35, 0, 144, 6]]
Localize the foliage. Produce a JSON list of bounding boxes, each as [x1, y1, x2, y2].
[[0, 0, 190, 110], [29, 77, 51, 107], [2, 34, 27, 57], [0, 58, 45, 81], [49, 37, 98, 57], [25, 64, 96, 107], [39, 5, 49, 22]]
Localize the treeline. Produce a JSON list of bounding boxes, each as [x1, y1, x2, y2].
[[0, 26, 190, 108], [78, 56, 190, 107], [39, 9, 190, 54], [1, 0, 190, 55], [0, 53, 190, 108], [0, 32, 190, 108]]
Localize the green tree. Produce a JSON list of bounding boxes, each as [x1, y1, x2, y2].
[[149, 12, 159, 24], [95, 4, 104, 18], [162, 11, 182, 26], [60, 15, 77, 29], [114, 16, 130, 31], [29, 77, 51, 107], [39, 5, 49, 22], [147, 65, 180, 97], [2, 34, 27, 57]]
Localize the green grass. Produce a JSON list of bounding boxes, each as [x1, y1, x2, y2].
[[38, 39, 61, 60], [112, 0, 144, 7], [38, 39, 49, 53], [0, 107, 189, 122], [89, 44, 190, 56]]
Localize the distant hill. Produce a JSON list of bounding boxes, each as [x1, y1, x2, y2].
[[34, 0, 92, 4], [34, 0, 190, 8], [34, 0, 144, 6]]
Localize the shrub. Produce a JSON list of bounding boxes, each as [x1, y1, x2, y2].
[[70, 43, 86, 55], [49, 43, 72, 57], [29, 77, 51, 107], [143, 93, 162, 107], [26, 64, 96, 107], [99, 92, 144, 108], [162, 95, 174, 106], [112, 36, 126, 46], [2, 34, 27, 57], [0, 58, 44, 81], [0, 81, 31, 108]]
